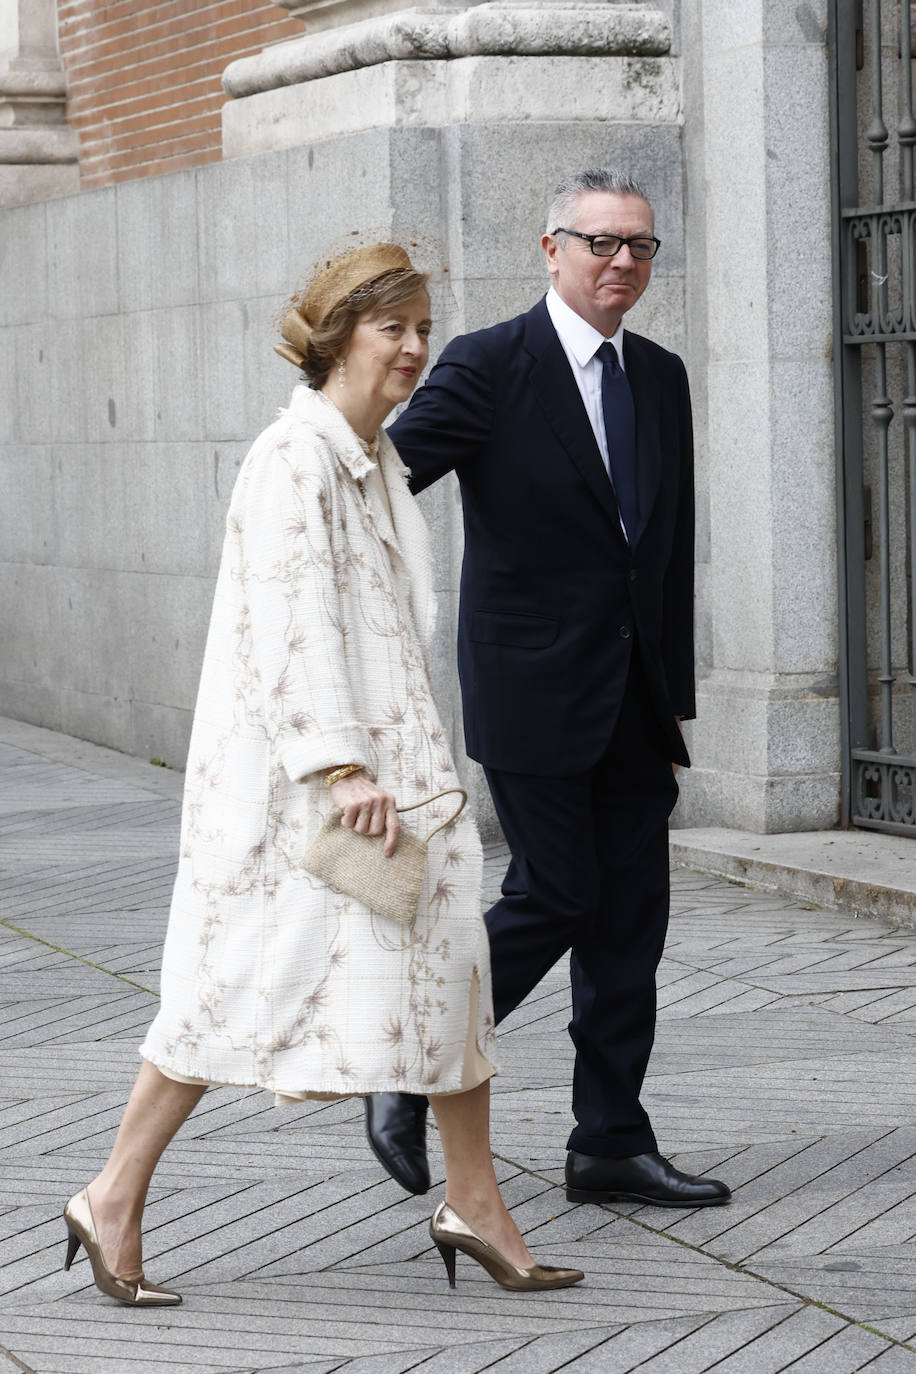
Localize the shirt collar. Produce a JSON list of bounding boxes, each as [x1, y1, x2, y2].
[[546, 287, 626, 369]]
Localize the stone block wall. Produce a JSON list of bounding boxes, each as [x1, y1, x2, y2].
[[676, 0, 842, 832], [0, 104, 686, 828], [0, 132, 403, 768]]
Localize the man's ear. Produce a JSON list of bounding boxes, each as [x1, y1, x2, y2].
[[541, 232, 559, 276]]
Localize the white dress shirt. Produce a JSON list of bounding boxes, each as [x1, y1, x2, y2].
[[545, 286, 629, 537]]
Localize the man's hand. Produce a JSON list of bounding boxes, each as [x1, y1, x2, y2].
[[327, 772, 400, 856]]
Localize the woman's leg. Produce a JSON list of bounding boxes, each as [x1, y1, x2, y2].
[[429, 1080, 534, 1268], [84, 1061, 206, 1279]]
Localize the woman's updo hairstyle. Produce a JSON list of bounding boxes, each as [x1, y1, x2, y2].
[[276, 242, 429, 388]]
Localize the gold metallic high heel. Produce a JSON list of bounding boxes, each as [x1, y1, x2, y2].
[[429, 1201, 584, 1291], [63, 1189, 181, 1306]]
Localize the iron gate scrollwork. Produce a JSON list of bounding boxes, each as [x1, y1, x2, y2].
[[830, 0, 916, 834]]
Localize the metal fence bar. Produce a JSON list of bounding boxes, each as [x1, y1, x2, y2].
[[907, 340, 916, 751], [833, 0, 916, 831], [872, 338, 896, 752], [867, 0, 886, 204], [904, 2, 916, 758], [899, 0, 916, 200], [831, 0, 870, 827], [866, 5, 893, 761]]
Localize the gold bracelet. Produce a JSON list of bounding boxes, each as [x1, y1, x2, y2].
[[324, 763, 364, 788]]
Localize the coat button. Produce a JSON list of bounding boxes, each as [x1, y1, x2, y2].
[[619, 625, 631, 639], [629, 568, 638, 582]]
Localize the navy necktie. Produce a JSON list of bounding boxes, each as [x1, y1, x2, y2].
[[597, 341, 638, 540]]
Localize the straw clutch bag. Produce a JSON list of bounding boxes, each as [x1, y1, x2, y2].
[[302, 788, 467, 924]]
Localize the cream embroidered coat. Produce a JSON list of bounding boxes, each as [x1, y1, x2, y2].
[[140, 385, 496, 1098]]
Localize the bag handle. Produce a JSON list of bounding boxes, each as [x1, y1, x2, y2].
[[396, 788, 468, 842]]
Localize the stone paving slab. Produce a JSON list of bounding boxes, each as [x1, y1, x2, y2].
[[0, 718, 914, 1372]]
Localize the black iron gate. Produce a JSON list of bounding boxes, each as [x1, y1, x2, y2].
[[830, 0, 916, 833]]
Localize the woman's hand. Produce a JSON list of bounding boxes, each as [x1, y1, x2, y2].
[[328, 771, 400, 856]]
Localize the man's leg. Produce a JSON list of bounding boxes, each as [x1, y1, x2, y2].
[[483, 765, 602, 1025], [560, 658, 730, 1205], [482, 658, 670, 1152], [565, 658, 676, 1157]]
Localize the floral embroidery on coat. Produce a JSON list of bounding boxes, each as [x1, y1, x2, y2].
[[140, 386, 496, 1098]]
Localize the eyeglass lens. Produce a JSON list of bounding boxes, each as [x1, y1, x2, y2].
[[593, 236, 658, 260]]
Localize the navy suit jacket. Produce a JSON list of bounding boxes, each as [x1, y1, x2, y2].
[[388, 296, 695, 777]]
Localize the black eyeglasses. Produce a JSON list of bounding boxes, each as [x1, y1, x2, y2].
[[551, 227, 661, 261]]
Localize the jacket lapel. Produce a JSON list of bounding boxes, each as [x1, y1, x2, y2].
[[376, 432, 436, 653], [623, 333, 663, 546], [285, 386, 436, 650], [361, 463, 402, 557], [523, 300, 621, 529]]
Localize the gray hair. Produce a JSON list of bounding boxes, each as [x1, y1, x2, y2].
[[546, 168, 652, 235]]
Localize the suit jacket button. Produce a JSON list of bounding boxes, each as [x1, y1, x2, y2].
[[619, 626, 631, 639], [629, 568, 638, 582]]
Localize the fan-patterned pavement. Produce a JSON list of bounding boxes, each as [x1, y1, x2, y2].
[[0, 718, 913, 1373]]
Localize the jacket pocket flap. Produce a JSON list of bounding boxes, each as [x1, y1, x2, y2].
[[470, 610, 559, 648]]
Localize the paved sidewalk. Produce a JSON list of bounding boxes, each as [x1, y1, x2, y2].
[[0, 717, 914, 1374]]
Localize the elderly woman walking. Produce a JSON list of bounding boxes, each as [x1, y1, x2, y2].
[[62, 241, 583, 1304]]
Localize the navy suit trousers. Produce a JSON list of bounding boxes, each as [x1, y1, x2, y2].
[[483, 652, 678, 1158]]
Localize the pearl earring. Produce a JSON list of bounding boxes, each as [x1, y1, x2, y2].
[[337, 358, 346, 390]]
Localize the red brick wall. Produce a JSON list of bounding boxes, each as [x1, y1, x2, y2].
[[57, 1, 303, 189]]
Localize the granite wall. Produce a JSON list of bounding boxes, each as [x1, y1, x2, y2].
[[0, 44, 686, 826]]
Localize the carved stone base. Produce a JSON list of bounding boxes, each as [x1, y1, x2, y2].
[[223, 3, 670, 96], [0, 159, 78, 207], [677, 671, 842, 833], [0, 25, 79, 208], [222, 53, 679, 157]]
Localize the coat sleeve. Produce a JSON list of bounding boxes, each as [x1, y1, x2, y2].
[[388, 333, 495, 494], [236, 436, 372, 784], [661, 355, 696, 721]]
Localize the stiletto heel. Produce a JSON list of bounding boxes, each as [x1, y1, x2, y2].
[[63, 1228, 82, 1271], [429, 1202, 584, 1292], [435, 1239, 457, 1288], [62, 1189, 181, 1307]]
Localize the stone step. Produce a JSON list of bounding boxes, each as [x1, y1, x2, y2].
[[671, 827, 916, 932]]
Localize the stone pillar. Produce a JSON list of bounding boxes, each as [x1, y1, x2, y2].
[[0, 0, 78, 206], [221, 2, 677, 160], [677, 0, 840, 831]]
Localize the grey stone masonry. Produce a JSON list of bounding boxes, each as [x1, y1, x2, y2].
[[0, 0, 78, 207], [0, 3, 686, 841], [677, 0, 841, 832], [222, 2, 671, 96]]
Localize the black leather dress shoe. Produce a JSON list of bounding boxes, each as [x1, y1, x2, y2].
[[565, 1150, 731, 1208], [364, 1093, 430, 1195]]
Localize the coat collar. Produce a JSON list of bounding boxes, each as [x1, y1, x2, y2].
[[284, 384, 411, 484], [524, 298, 622, 532], [523, 297, 663, 546], [375, 428, 436, 651], [282, 385, 435, 649]]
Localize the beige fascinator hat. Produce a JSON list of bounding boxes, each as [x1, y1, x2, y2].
[[275, 241, 417, 369]]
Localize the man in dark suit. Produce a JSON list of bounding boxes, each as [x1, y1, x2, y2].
[[366, 168, 730, 1208]]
